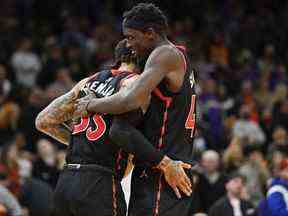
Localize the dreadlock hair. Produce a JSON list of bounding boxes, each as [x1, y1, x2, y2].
[[123, 3, 168, 36]]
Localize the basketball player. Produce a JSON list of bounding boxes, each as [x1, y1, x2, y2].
[[74, 3, 197, 216], [35, 40, 190, 216]]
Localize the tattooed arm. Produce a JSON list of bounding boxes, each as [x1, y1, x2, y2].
[[35, 78, 88, 145]]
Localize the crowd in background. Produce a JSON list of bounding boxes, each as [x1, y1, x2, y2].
[[0, 0, 287, 215]]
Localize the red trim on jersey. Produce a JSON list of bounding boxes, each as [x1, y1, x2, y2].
[[112, 149, 123, 215], [153, 88, 172, 150], [112, 176, 117, 216], [175, 45, 186, 52], [152, 88, 172, 215], [175, 45, 187, 73], [153, 174, 163, 216], [153, 88, 172, 105], [111, 69, 135, 76], [115, 149, 123, 172]]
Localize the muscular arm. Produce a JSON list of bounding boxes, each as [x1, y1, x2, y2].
[[76, 45, 184, 115], [108, 74, 164, 166], [35, 78, 88, 145]]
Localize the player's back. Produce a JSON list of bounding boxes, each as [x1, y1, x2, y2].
[[66, 69, 133, 174], [137, 46, 196, 165]]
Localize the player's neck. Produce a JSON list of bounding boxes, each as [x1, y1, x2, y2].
[[118, 63, 135, 72], [154, 36, 169, 48]]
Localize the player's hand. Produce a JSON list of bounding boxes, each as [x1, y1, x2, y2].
[[157, 156, 192, 199], [71, 78, 89, 99], [73, 93, 95, 118]]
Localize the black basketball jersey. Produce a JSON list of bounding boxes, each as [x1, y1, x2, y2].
[[66, 69, 134, 173], [137, 46, 196, 165]]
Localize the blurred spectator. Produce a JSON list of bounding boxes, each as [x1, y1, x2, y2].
[[209, 173, 256, 216], [232, 105, 266, 145], [268, 127, 288, 152], [209, 33, 229, 68], [194, 53, 216, 81], [270, 63, 287, 91], [257, 44, 276, 75], [46, 67, 75, 100], [0, 166, 22, 216], [10, 37, 42, 88], [271, 83, 287, 106], [272, 99, 288, 130], [262, 159, 288, 216], [199, 150, 227, 212], [199, 79, 224, 149], [32, 139, 59, 188], [239, 145, 270, 206], [0, 88, 20, 145], [255, 77, 272, 111], [60, 17, 87, 49], [0, 142, 21, 198], [64, 42, 87, 81], [18, 88, 46, 151], [223, 137, 244, 174], [236, 80, 259, 122], [37, 40, 64, 88], [0, 64, 12, 98], [269, 145, 288, 177]]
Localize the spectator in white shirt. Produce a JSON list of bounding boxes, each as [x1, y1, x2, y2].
[[11, 37, 42, 88], [232, 105, 266, 145]]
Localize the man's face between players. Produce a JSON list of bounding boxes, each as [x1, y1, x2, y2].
[[123, 27, 154, 59]]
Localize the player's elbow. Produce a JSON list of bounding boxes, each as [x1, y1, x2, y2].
[[122, 91, 146, 112], [35, 112, 47, 132]]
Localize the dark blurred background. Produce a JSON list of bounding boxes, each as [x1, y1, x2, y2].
[[0, 0, 287, 215]]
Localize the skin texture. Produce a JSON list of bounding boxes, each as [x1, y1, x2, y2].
[[35, 78, 88, 145], [74, 44, 185, 116]]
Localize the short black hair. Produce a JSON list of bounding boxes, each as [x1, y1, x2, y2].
[[243, 144, 263, 156], [123, 3, 168, 35], [114, 40, 133, 62], [112, 39, 136, 69], [226, 172, 246, 184]]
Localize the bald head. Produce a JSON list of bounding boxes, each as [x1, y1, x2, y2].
[[201, 150, 220, 173]]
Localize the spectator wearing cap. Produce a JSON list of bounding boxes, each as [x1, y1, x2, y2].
[[209, 173, 256, 216], [266, 159, 288, 216]]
